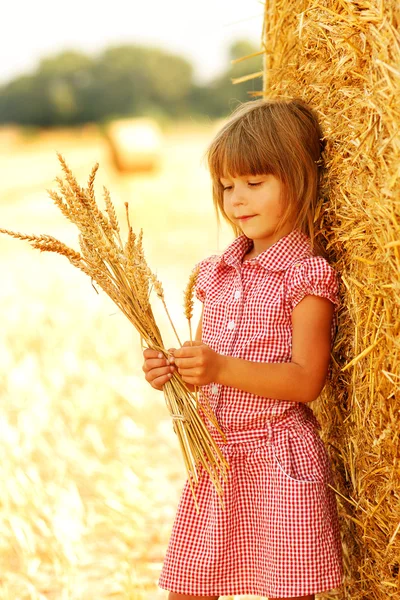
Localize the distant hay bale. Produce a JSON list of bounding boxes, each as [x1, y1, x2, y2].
[[242, 2, 399, 599], [104, 117, 163, 173]]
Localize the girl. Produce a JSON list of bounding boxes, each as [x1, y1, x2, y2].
[[142, 98, 344, 600]]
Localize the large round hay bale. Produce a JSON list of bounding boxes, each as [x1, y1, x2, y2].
[[104, 117, 163, 173], [257, 2, 400, 597]]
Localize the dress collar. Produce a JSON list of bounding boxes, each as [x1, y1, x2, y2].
[[217, 228, 313, 272]]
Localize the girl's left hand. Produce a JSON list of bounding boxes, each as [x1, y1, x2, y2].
[[167, 341, 222, 386]]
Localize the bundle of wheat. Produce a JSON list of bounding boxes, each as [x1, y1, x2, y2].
[[0, 152, 230, 513]]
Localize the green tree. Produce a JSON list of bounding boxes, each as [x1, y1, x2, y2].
[[0, 45, 194, 126], [85, 45, 194, 121], [0, 50, 94, 126], [0, 39, 262, 126]]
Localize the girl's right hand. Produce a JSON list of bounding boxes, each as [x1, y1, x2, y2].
[[142, 348, 176, 391]]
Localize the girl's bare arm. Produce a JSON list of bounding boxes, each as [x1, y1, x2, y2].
[[215, 296, 335, 404]]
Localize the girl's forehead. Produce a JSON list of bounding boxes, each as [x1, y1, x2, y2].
[[220, 172, 239, 181]]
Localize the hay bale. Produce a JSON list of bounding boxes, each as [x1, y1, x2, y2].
[[237, 2, 400, 598], [104, 117, 163, 173]]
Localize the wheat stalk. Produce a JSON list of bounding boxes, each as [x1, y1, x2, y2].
[[184, 266, 200, 409], [0, 154, 229, 512]]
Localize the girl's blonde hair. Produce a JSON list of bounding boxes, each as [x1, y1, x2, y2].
[[203, 97, 328, 257]]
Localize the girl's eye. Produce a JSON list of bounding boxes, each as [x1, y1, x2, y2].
[[222, 182, 261, 191]]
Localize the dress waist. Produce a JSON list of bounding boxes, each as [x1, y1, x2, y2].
[[206, 403, 321, 448]]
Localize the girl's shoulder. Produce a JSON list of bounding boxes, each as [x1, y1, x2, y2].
[[286, 253, 340, 275], [193, 254, 221, 303], [284, 254, 341, 311]]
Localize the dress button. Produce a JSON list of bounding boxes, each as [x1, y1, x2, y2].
[[227, 320, 235, 330], [211, 384, 219, 394], [234, 290, 241, 299]]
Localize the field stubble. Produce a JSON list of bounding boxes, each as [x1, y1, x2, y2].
[[0, 124, 246, 599]]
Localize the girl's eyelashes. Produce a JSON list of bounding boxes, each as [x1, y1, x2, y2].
[[222, 182, 262, 191]]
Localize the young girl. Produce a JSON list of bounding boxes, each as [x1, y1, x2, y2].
[[142, 98, 344, 600]]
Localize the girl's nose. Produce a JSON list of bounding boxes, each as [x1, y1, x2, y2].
[[231, 189, 247, 205]]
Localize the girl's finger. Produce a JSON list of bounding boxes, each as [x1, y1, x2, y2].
[[177, 370, 195, 379], [143, 348, 162, 359], [152, 371, 174, 390], [173, 356, 198, 369], [143, 358, 172, 372], [148, 365, 173, 379]]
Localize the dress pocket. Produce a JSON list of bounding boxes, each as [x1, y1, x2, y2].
[[272, 424, 332, 485]]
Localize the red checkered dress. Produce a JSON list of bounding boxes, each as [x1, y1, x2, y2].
[[158, 228, 344, 598]]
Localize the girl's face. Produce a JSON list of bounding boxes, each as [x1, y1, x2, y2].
[[220, 172, 295, 247]]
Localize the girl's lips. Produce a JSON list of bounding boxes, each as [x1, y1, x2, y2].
[[237, 215, 256, 221]]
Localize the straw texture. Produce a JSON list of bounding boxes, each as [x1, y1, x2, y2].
[[231, 2, 400, 598]]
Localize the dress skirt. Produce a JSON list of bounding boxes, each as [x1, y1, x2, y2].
[[158, 403, 344, 598]]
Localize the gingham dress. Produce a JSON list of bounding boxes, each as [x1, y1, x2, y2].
[[158, 228, 344, 598]]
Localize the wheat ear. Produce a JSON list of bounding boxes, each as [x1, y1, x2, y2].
[[184, 265, 200, 408], [0, 156, 230, 511]]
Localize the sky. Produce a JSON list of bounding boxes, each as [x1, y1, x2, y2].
[[1, 0, 265, 85]]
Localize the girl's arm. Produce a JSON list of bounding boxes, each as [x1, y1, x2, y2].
[[216, 295, 335, 404]]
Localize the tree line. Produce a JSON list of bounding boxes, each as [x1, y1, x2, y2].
[[0, 40, 263, 127]]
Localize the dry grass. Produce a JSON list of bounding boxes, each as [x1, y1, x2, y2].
[[0, 123, 248, 599], [0, 151, 231, 516]]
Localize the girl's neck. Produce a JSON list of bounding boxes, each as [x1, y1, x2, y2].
[[243, 227, 296, 261]]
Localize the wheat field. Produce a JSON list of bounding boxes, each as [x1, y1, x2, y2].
[[0, 123, 249, 599]]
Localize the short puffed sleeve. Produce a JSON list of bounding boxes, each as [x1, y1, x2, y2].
[[287, 256, 340, 312], [193, 255, 219, 303]]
